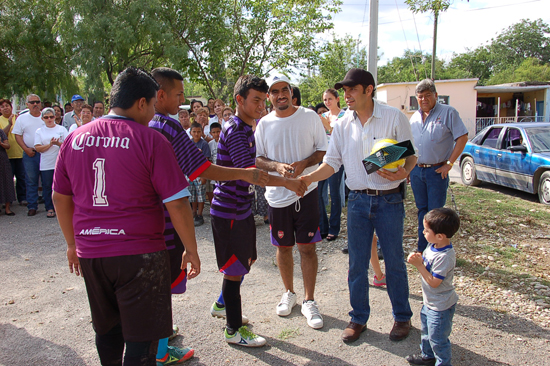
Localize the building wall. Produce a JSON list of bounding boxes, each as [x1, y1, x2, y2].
[[377, 79, 479, 137]]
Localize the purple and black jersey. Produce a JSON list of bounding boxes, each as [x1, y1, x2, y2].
[[211, 116, 256, 220], [149, 113, 211, 293]]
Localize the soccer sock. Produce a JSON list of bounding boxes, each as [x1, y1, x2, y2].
[[95, 323, 124, 366], [123, 340, 157, 366], [218, 276, 244, 306], [222, 278, 242, 334], [156, 337, 168, 360]]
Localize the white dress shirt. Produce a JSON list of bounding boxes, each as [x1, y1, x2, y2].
[[323, 100, 416, 191]]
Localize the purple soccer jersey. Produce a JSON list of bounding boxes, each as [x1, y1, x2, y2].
[[211, 116, 256, 220], [53, 116, 189, 259]]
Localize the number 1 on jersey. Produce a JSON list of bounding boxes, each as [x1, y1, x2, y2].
[[93, 158, 108, 206]]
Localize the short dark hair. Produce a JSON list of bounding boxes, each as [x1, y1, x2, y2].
[[81, 104, 93, 113], [191, 100, 203, 108], [233, 75, 268, 103], [210, 122, 221, 130], [291, 86, 301, 106], [190, 122, 202, 130], [314, 102, 327, 113], [208, 98, 215, 102], [151, 67, 184, 91], [424, 208, 460, 238], [64, 102, 71, 108], [93, 101, 104, 107], [110, 67, 159, 110], [52, 105, 63, 114], [0, 98, 12, 107]]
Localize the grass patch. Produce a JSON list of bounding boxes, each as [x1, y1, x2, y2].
[[277, 327, 300, 340]]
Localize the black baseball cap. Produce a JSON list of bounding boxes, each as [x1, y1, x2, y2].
[[334, 68, 375, 90]]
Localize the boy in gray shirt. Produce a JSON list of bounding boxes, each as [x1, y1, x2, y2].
[[406, 208, 460, 366]]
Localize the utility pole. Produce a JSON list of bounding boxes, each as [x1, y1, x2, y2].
[[368, 0, 379, 84], [431, 11, 438, 80]]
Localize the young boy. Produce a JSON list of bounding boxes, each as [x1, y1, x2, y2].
[[210, 75, 306, 347], [406, 208, 460, 366], [189, 122, 211, 226], [53, 67, 200, 366], [206, 122, 221, 203]]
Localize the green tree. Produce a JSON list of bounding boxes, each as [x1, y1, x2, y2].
[[487, 58, 550, 85], [0, 0, 79, 99], [299, 34, 367, 106]]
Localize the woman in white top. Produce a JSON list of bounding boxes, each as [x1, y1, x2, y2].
[[209, 99, 226, 125], [34, 108, 69, 217], [68, 104, 93, 133], [317, 88, 346, 241]]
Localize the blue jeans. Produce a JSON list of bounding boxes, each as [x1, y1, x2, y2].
[[421, 304, 456, 366], [318, 166, 344, 236], [9, 158, 26, 202], [347, 191, 412, 325], [410, 166, 449, 252], [41, 169, 55, 211], [22, 152, 41, 210]]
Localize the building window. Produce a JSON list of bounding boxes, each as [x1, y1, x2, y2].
[[410, 95, 450, 111]]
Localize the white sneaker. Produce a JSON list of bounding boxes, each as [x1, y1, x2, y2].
[[210, 302, 249, 324], [276, 290, 297, 316], [301, 300, 323, 329], [225, 326, 266, 347]]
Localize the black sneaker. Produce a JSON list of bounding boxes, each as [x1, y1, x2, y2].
[[194, 215, 204, 227], [405, 354, 436, 366]]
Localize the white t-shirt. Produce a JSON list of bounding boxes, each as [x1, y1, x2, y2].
[[34, 125, 69, 170], [255, 106, 328, 208], [12, 113, 44, 150]]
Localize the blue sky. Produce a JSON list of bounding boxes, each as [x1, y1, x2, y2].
[[327, 0, 550, 65]]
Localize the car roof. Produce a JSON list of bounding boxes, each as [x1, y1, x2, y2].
[[488, 122, 550, 129]]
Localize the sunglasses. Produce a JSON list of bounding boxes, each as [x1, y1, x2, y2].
[[28, 101, 41, 105], [43, 116, 55, 119]]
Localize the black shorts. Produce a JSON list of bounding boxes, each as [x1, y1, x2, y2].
[[164, 209, 188, 294], [269, 188, 322, 247], [211, 214, 257, 276], [79, 251, 172, 342]]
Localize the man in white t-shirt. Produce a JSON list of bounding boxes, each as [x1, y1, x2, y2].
[[255, 75, 328, 330], [12, 94, 45, 216]]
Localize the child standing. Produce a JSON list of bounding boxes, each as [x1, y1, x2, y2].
[[406, 208, 460, 366], [206, 122, 221, 203], [189, 122, 211, 226]]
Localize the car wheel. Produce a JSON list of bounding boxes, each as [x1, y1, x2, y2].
[[461, 157, 480, 186], [537, 171, 550, 205]]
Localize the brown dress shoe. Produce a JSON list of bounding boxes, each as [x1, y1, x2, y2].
[[389, 320, 411, 341], [27, 209, 37, 216], [342, 321, 366, 342]]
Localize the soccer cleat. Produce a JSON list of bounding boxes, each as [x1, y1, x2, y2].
[[168, 325, 179, 341], [156, 345, 194, 365], [224, 326, 266, 347], [210, 302, 249, 324], [301, 300, 324, 329], [373, 275, 386, 287], [276, 290, 297, 316]]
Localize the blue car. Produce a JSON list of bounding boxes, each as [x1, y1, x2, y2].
[[459, 123, 550, 204]]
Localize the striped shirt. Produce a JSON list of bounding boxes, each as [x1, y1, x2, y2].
[[323, 100, 416, 191], [211, 116, 256, 220], [149, 113, 211, 247]]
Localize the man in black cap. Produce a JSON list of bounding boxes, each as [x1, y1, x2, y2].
[[301, 68, 417, 343]]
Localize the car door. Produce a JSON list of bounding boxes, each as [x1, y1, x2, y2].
[[474, 126, 502, 183], [495, 127, 532, 192]]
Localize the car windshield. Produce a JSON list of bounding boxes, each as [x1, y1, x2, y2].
[[525, 127, 550, 153]]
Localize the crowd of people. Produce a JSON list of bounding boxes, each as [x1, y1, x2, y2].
[[0, 66, 468, 366]]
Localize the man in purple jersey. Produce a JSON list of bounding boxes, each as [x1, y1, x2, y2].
[[148, 67, 270, 357], [211, 75, 306, 347], [53, 67, 200, 366]]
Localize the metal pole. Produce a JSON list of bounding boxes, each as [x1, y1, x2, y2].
[[431, 11, 438, 80], [497, 96, 501, 122], [515, 99, 519, 122], [368, 0, 379, 84]]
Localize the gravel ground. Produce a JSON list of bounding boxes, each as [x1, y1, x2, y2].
[[1, 194, 550, 366]]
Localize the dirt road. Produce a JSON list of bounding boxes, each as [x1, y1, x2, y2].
[[1, 202, 549, 365]]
